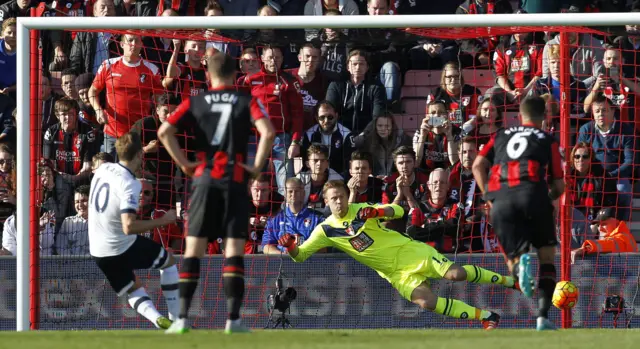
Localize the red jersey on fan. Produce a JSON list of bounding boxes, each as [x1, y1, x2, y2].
[[287, 68, 328, 129], [242, 68, 304, 141], [92, 57, 163, 138], [427, 85, 482, 126], [149, 209, 184, 253], [38, 1, 90, 17], [493, 43, 543, 89], [172, 62, 208, 101]]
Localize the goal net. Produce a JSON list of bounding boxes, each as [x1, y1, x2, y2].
[[11, 13, 640, 331]]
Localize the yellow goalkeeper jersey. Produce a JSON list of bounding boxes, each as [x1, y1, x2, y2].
[[291, 203, 414, 276]]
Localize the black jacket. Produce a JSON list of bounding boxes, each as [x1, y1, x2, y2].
[[114, 0, 157, 16], [325, 79, 386, 133], [70, 31, 121, 74], [302, 123, 355, 174]]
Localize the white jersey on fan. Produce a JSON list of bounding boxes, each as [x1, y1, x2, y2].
[[88, 163, 141, 257]]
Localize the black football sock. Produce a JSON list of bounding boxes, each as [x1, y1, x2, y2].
[[178, 257, 200, 319], [223, 256, 245, 321], [538, 263, 556, 318]]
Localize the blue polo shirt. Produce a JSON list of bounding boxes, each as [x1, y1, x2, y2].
[[261, 206, 324, 252], [0, 40, 16, 89]]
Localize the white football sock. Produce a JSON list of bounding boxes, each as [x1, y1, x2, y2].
[[160, 265, 180, 320], [128, 287, 163, 327]]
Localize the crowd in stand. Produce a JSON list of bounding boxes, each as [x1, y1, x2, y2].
[[0, 0, 639, 260]]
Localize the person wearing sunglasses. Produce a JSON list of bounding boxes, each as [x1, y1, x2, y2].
[[302, 100, 355, 175], [565, 142, 618, 248]]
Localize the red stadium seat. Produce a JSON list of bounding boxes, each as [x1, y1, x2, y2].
[[404, 70, 441, 87], [462, 69, 495, 94]]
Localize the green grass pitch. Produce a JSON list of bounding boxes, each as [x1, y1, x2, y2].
[[3, 329, 639, 349]]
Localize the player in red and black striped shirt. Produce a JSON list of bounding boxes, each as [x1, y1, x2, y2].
[[472, 96, 564, 330], [158, 52, 275, 334]]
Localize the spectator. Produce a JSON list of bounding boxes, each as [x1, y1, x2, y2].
[[428, 62, 482, 126], [60, 68, 79, 100], [262, 177, 324, 254], [542, 31, 604, 84], [408, 39, 460, 71], [326, 49, 386, 133], [406, 168, 461, 252], [209, 174, 285, 255], [1, 209, 56, 256], [381, 146, 429, 231], [55, 185, 90, 256], [577, 94, 637, 221], [0, 17, 16, 102], [489, 29, 543, 108], [144, 7, 180, 74], [302, 100, 355, 175], [358, 0, 405, 105], [252, 4, 303, 70], [414, 100, 461, 173], [243, 45, 304, 194], [75, 73, 100, 128], [69, 0, 117, 75], [613, 6, 640, 79], [304, 0, 359, 41], [460, 98, 502, 146], [448, 137, 487, 252], [37, 0, 94, 72], [456, 0, 513, 66], [163, 38, 207, 100], [0, 107, 15, 149], [43, 98, 98, 178], [297, 144, 343, 209], [89, 33, 163, 157], [288, 43, 328, 129], [571, 207, 638, 264], [38, 159, 77, 233], [531, 44, 587, 131], [138, 178, 184, 253], [584, 44, 640, 124], [540, 93, 560, 135], [247, 175, 284, 253], [565, 142, 618, 248], [318, 9, 352, 84], [0, 2, 30, 24], [354, 112, 411, 177], [456, 1, 512, 16], [0, 143, 15, 228], [114, 0, 157, 16], [40, 76, 62, 141], [203, 0, 240, 58], [345, 150, 384, 204], [236, 48, 260, 84], [131, 94, 181, 209]]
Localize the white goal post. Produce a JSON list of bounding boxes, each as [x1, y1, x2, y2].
[[15, 12, 640, 332]]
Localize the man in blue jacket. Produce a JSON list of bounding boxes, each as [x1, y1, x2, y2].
[[577, 93, 638, 221], [262, 177, 324, 254]]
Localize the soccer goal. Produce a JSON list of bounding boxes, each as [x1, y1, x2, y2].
[[13, 12, 640, 332]]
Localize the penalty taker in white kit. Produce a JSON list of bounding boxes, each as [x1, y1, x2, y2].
[[279, 180, 521, 329], [88, 133, 180, 329]]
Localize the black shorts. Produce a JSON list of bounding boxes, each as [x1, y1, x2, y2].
[[187, 181, 249, 241], [490, 192, 558, 259], [93, 236, 170, 296]]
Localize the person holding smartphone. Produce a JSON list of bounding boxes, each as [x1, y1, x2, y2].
[[584, 45, 640, 123]]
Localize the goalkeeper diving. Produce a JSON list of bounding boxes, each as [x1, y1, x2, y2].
[[278, 180, 520, 329]]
